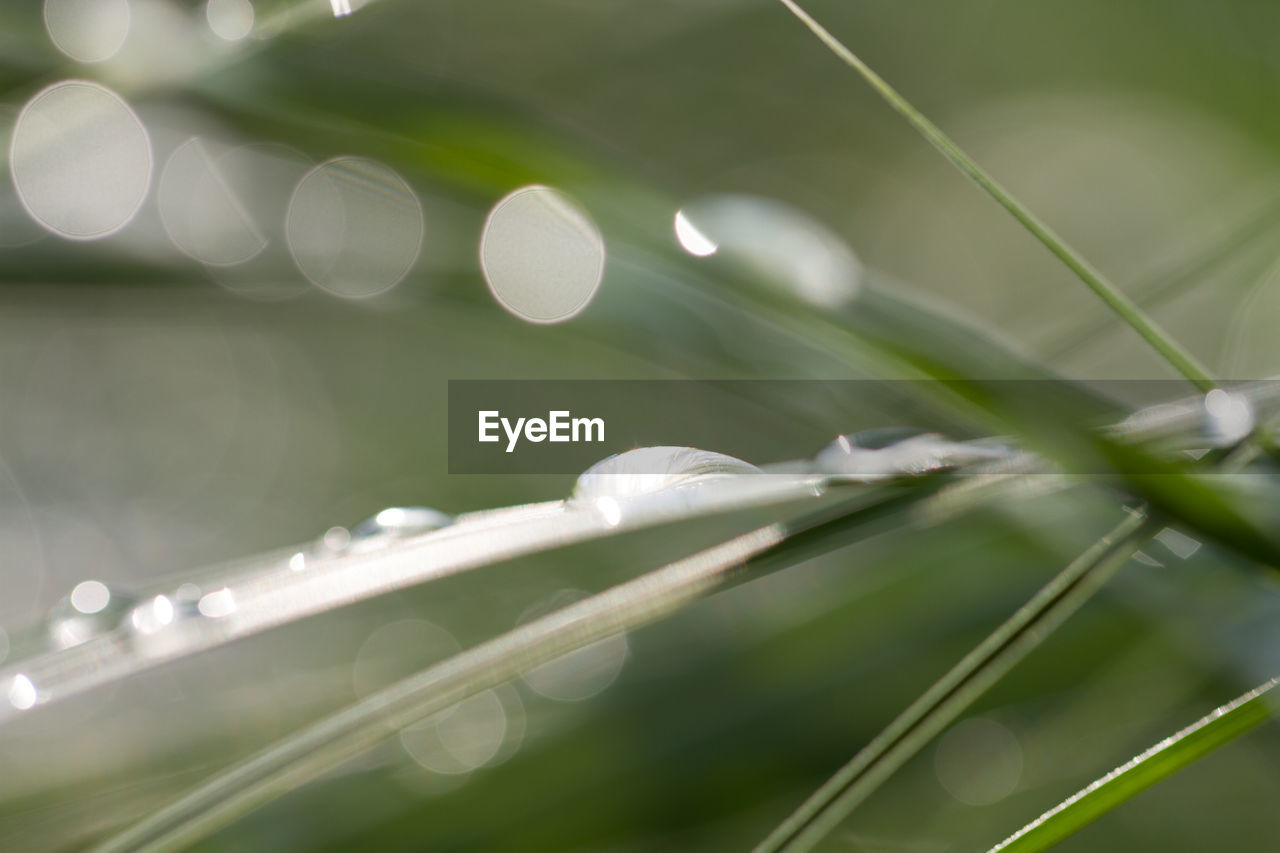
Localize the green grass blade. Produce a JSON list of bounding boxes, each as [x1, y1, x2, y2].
[[90, 486, 939, 853], [772, 0, 1217, 391], [987, 676, 1280, 853], [753, 509, 1158, 853]]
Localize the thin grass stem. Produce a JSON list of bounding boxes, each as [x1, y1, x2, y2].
[[773, 0, 1217, 391]]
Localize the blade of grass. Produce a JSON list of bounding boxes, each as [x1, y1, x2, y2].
[[90, 483, 942, 853], [987, 676, 1280, 853], [772, 0, 1217, 391], [755, 415, 1278, 853], [753, 508, 1158, 853]]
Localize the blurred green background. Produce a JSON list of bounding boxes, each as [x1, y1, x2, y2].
[[1, 0, 1280, 850]]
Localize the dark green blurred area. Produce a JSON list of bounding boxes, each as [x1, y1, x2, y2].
[[1, 1, 1280, 851]]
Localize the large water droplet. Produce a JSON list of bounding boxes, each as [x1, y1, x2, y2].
[[49, 581, 137, 649], [674, 194, 862, 309], [572, 446, 761, 503]]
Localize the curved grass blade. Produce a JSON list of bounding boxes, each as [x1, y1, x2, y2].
[[772, 0, 1216, 391], [988, 676, 1280, 853], [752, 508, 1157, 853], [90, 484, 940, 853]]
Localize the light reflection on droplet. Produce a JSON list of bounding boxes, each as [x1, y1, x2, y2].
[[519, 591, 629, 702], [69, 579, 111, 614], [351, 506, 454, 546], [197, 587, 236, 618], [44, 0, 131, 64], [129, 594, 174, 634], [7, 674, 36, 710], [676, 194, 862, 309], [934, 717, 1023, 806], [320, 525, 351, 554], [480, 185, 605, 324], [288, 551, 307, 572], [50, 582, 136, 649], [285, 156, 424, 299], [158, 137, 267, 266], [10, 80, 152, 240], [674, 209, 718, 256], [573, 446, 760, 503], [205, 0, 254, 42]]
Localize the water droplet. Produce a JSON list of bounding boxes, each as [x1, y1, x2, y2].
[[935, 718, 1022, 806], [129, 594, 175, 635], [285, 156, 424, 299], [7, 673, 37, 710], [816, 429, 1006, 482], [10, 80, 152, 240], [351, 506, 453, 545], [44, 0, 131, 64], [572, 446, 760, 503], [197, 587, 236, 618], [519, 591, 629, 702], [480, 185, 605, 324], [319, 525, 351, 554], [49, 581, 137, 649], [1203, 388, 1253, 446], [288, 551, 307, 572], [674, 194, 862, 308], [674, 209, 717, 256], [205, 0, 254, 42]]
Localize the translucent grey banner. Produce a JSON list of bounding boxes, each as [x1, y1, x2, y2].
[[447, 379, 1276, 474]]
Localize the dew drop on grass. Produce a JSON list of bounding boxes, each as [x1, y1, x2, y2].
[[351, 506, 454, 544], [674, 194, 862, 309], [572, 446, 760, 503], [6, 673, 36, 711], [10, 80, 152, 240], [48, 581, 137, 649], [816, 428, 1007, 482], [480, 185, 605, 324]]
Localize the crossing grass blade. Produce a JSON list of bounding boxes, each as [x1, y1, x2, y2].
[[772, 0, 1217, 391], [987, 676, 1280, 853]]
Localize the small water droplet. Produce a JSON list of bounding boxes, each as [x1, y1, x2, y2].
[[317, 525, 351, 555], [816, 429, 1006, 482], [351, 507, 453, 544], [49, 581, 137, 649], [128, 594, 175, 635], [572, 446, 761, 503], [288, 551, 307, 572], [197, 587, 236, 618], [674, 194, 862, 309], [7, 673, 36, 710]]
